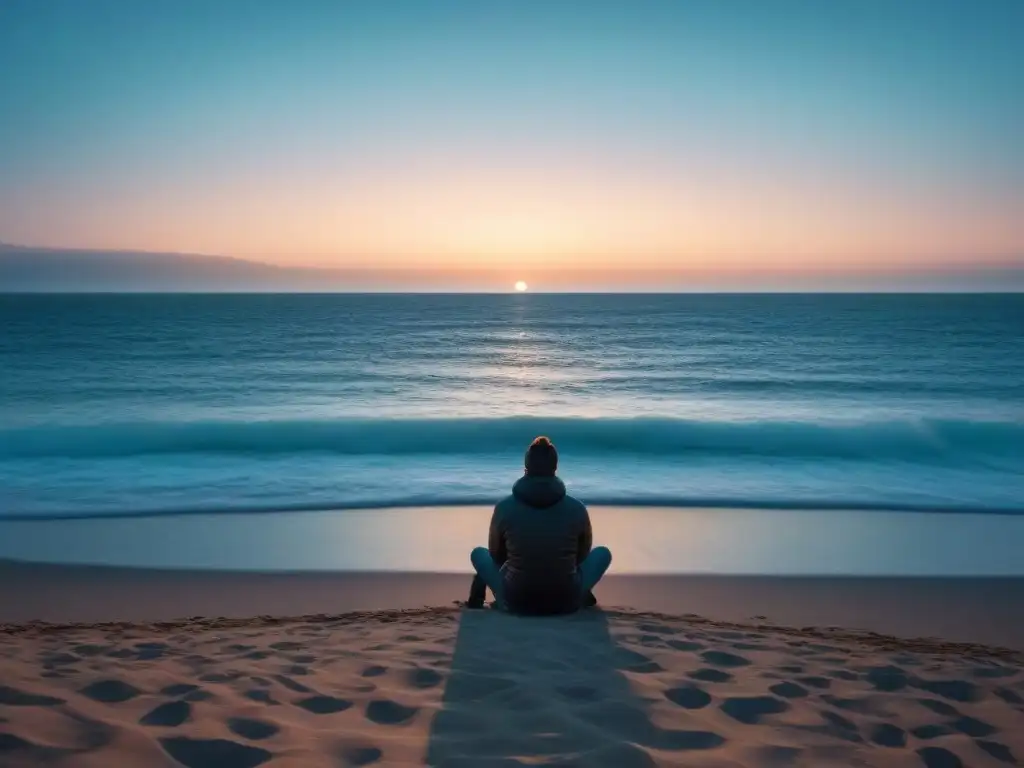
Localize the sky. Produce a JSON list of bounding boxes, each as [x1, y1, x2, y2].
[[1, 0, 1022, 287]]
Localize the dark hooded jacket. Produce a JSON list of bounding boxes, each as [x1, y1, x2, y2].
[[488, 475, 593, 615]]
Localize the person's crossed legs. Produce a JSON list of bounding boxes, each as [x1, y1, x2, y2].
[[468, 547, 506, 607], [468, 546, 612, 611], [577, 545, 612, 595]]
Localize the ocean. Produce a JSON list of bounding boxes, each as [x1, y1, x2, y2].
[[1, 293, 1023, 521]]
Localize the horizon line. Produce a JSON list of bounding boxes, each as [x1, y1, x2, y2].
[[4, 290, 1023, 296], [2, 240, 1023, 277]]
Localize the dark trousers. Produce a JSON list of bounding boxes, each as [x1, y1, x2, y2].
[[468, 547, 612, 609]]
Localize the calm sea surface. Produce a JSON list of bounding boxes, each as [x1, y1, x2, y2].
[[1, 294, 1022, 519]]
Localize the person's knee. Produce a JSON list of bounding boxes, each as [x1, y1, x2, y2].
[[470, 547, 490, 567], [592, 546, 612, 566]]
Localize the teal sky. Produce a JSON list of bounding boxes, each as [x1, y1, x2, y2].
[[0, 0, 1022, 281]]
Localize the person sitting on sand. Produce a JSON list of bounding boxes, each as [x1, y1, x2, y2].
[[466, 436, 612, 614]]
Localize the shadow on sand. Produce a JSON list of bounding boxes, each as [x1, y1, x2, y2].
[[425, 608, 724, 767]]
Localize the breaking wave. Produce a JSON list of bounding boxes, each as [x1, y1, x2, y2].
[[2, 416, 1020, 463]]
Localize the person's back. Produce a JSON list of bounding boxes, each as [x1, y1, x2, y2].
[[468, 436, 611, 615], [492, 473, 591, 614]]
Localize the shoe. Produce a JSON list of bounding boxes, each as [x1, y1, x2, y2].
[[465, 596, 485, 610], [582, 591, 597, 608]]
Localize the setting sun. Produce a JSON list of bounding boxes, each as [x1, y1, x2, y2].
[[515, 281, 528, 292]]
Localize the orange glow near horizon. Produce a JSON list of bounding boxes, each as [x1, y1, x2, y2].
[[13, 160, 1021, 275]]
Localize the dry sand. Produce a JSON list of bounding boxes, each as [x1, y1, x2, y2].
[[2, 600, 1024, 767]]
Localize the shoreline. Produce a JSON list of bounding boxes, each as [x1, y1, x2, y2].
[[5, 498, 1024, 522], [5, 505, 1024, 578]]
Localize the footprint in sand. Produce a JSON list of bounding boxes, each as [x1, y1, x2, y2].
[[296, 696, 353, 715], [0, 733, 39, 755], [227, 717, 280, 741], [916, 698, 960, 717], [222, 643, 257, 654], [664, 685, 712, 709], [915, 678, 982, 703], [863, 664, 909, 691], [976, 740, 1017, 764], [701, 650, 751, 669], [272, 675, 312, 693], [361, 665, 388, 678], [0, 686, 65, 707], [917, 746, 964, 768], [817, 710, 861, 742], [996, 687, 1024, 705], [269, 642, 303, 651], [720, 695, 789, 724], [244, 689, 279, 705], [160, 736, 272, 768], [404, 667, 443, 689], [39, 652, 80, 667], [715, 631, 748, 641], [637, 633, 670, 647], [688, 667, 732, 683], [132, 641, 169, 660], [950, 715, 997, 738], [666, 639, 704, 652], [365, 699, 419, 726], [140, 700, 191, 727], [869, 723, 907, 748], [911, 724, 956, 740], [336, 742, 383, 766], [80, 680, 142, 704], [769, 681, 809, 699]]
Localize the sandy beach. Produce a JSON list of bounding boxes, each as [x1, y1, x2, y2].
[[2, 562, 1023, 767]]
